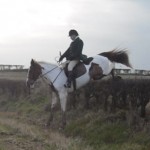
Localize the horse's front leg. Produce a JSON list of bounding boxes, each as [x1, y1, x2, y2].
[[61, 110, 66, 129], [46, 91, 58, 127], [59, 91, 68, 129]]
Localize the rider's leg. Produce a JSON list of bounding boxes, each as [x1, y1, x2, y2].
[[60, 60, 70, 69], [68, 60, 79, 71], [65, 60, 79, 88]]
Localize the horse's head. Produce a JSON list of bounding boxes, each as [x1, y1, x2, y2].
[[26, 59, 43, 89]]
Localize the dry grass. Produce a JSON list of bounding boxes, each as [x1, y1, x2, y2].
[[0, 112, 94, 150]]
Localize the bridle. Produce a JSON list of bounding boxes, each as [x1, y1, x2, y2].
[[27, 62, 63, 93], [27, 65, 42, 84]]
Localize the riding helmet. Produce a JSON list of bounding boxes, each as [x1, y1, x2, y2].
[[69, 29, 79, 36]]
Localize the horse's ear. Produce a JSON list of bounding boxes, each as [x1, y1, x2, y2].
[[31, 59, 34, 65]]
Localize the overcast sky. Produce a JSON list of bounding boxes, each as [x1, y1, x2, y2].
[[0, 0, 149, 70]]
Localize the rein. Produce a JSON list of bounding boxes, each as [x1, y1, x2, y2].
[[40, 65, 63, 84], [52, 69, 63, 84], [40, 66, 58, 78]]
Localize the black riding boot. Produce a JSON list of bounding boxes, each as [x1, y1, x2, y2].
[[64, 71, 73, 88]]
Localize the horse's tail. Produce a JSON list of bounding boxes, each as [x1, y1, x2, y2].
[[99, 49, 132, 68]]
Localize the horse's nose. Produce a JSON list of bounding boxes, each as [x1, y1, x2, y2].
[[26, 79, 31, 94], [26, 79, 35, 89]]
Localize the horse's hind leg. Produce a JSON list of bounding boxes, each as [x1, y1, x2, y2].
[[46, 91, 58, 127], [111, 69, 115, 79]]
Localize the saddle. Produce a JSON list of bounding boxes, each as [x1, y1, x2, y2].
[[64, 57, 93, 79], [63, 57, 104, 90], [64, 62, 86, 79], [63, 57, 92, 90]]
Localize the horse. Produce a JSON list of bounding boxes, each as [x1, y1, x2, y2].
[[26, 49, 132, 129]]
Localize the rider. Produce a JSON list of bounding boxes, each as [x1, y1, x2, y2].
[[59, 29, 84, 88]]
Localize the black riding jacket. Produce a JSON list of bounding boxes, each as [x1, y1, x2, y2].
[[61, 37, 84, 61]]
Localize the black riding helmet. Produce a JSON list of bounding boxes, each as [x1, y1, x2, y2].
[[69, 29, 79, 36]]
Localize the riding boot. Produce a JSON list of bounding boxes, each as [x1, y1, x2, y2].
[[64, 71, 73, 88]]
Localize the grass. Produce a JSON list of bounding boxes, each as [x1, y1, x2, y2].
[[0, 96, 94, 150], [65, 111, 150, 150], [0, 97, 150, 150], [0, 78, 150, 150], [0, 114, 95, 150], [0, 124, 14, 136]]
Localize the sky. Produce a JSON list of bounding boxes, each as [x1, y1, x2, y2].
[[0, 0, 150, 70]]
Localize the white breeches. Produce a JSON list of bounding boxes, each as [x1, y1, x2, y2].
[[68, 60, 79, 71]]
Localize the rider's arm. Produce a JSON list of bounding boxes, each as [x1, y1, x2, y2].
[[59, 48, 70, 62]]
